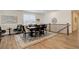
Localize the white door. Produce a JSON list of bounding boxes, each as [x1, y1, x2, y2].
[[72, 12, 78, 32]]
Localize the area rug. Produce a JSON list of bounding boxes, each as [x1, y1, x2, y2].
[[14, 32, 57, 48]]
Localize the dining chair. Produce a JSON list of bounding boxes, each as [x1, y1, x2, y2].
[[0, 26, 6, 42]]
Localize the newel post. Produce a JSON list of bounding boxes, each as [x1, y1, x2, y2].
[[67, 23, 69, 35], [49, 23, 51, 32]]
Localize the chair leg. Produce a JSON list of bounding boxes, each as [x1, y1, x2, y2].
[[0, 35, 1, 42], [45, 30, 47, 35], [0, 39, 1, 42], [35, 31, 37, 37]]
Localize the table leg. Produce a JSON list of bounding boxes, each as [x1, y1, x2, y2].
[[9, 29, 11, 35]]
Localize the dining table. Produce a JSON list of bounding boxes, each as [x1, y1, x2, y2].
[[27, 26, 37, 37]]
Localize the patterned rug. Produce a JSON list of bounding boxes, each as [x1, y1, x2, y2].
[[15, 32, 57, 48]]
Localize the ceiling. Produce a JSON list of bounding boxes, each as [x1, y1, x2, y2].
[[24, 10, 56, 14]]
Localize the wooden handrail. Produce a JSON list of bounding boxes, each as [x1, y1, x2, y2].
[[48, 23, 70, 35]]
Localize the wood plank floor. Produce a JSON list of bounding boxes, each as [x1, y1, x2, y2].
[[27, 31, 79, 49], [0, 31, 78, 49], [0, 35, 18, 49]]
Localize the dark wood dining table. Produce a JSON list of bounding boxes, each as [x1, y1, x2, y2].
[[27, 27, 37, 37], [27, 24, 47, 37]]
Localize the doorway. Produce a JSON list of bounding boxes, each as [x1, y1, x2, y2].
[[72, 11, 79, 32]]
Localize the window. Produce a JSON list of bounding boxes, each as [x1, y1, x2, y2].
[[23, 14, 36, 25]]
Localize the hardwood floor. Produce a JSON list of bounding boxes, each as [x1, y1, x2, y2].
[[27, 31, 79, 49], [0, 35, 18, 49], [0, 31, 78, 49]]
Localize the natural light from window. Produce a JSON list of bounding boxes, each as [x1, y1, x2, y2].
[[23, 14, 36, 25]]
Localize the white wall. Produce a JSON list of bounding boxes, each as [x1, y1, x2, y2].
[[35, 14, 44, 24], [40, 10, 72, 33], [0, 11, 44, 30], [0, 10, 72, 33], [0, 10, 23, 29]]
